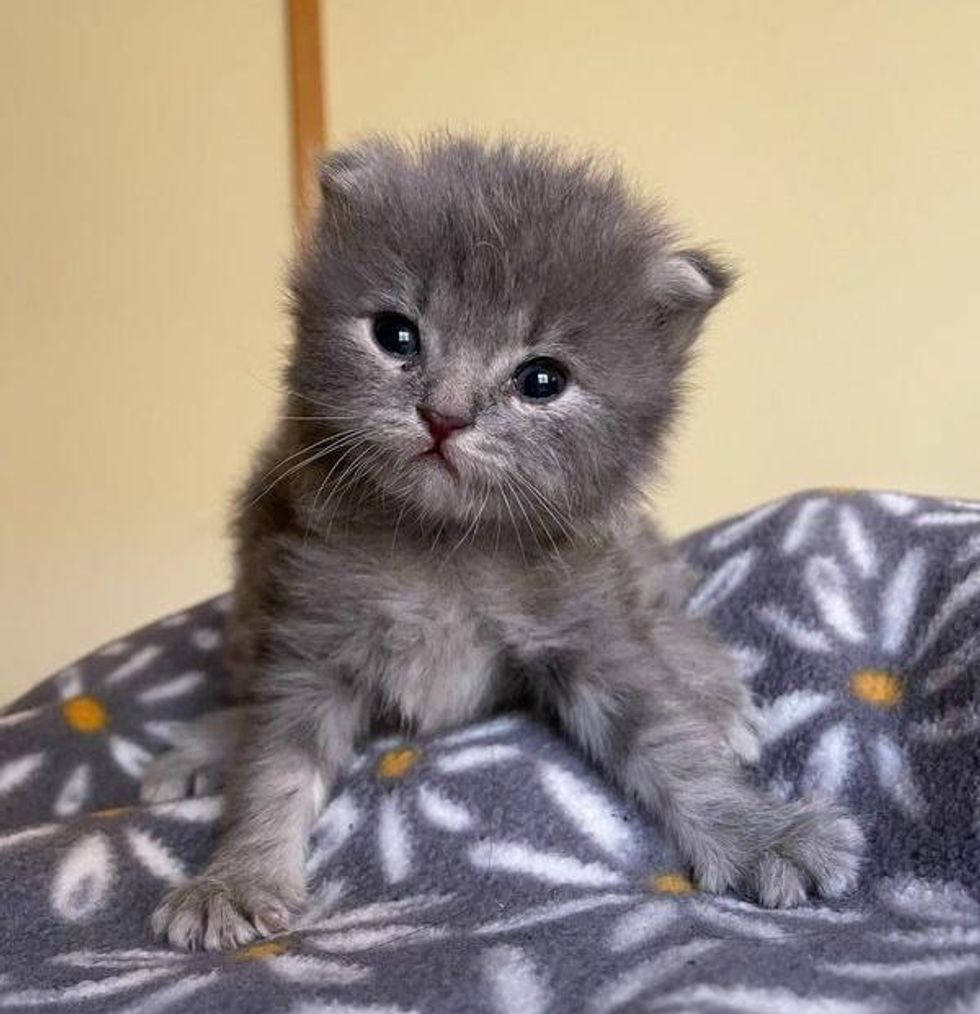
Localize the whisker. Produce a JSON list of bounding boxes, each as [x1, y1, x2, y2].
[[303, 437, 369, 543], [497, 482, 527, 568], [347, 449, 391, 519], [281, 414, 364, 423], [444, 482, 492, 562], [285, 388, 346, 412], [429, 514, 448, 556], [510, 472, 577, 550], [339, 446, 393, 541], [505, 476, 550, 557], [256, 428, 361, 487], [389, 497, 412, 560], [247, 430, 364, 509], [321, 444, 384, 543]]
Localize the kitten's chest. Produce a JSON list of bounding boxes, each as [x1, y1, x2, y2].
[[374, 582, 505, 733]]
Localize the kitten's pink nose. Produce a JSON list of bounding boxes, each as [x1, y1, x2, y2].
[[417, 406, 472, 444]]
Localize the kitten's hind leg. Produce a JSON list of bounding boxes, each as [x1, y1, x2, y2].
[[140, 708, 246, 803]]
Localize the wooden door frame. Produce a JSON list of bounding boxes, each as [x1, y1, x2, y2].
[[286, 0, 326, 235]]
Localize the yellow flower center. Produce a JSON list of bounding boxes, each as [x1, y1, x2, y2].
[[62, 695, 109, 733], [233, 938, 291, 961], [851, 669, 903, 708], [650, 872, 695, 895], [376, 747, 420, 780]]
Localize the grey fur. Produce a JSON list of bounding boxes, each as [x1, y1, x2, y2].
[[147, 135, 863, 950]]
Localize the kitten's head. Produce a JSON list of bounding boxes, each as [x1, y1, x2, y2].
[[288, 135, 731, 540]]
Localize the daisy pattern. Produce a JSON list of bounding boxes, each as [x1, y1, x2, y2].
[[907, 526, 980, 749], [3, 493, 980, 1013], [463, 748, 664, 894], [687, 490, 980, 827], [0, 606, 223, 827], [0, 881, 451, 1010], [0, 795, 220, 924], [0, 659, 159, 819], [461, 743, 871, 1013], [308, 716, 529, 887]]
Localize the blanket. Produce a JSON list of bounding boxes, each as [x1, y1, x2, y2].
[[2, 489, 979, 1014]]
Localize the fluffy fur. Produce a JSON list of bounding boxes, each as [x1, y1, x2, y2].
[[144, 136, 863, 950]]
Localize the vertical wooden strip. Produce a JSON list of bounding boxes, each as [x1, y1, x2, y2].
[[286, 0, 326, 235]]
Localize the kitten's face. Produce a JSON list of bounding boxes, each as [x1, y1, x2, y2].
[[289, 138, 729, 536]]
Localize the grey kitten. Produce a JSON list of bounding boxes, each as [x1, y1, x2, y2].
[[144, 136, 863, 951]]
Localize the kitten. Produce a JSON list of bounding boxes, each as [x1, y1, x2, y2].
[[144, 136, 864, 950]]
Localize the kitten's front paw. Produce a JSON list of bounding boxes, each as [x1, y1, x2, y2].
[[694, 799, 865, 908], [758, 801, 864, 907], [151, 876, 302, 950]]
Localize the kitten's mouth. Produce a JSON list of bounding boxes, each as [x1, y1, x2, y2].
[[416, 446, 459, 478]]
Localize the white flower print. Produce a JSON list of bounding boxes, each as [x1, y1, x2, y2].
[[0, 795, 220, 924], [308, 718, 525, 887], [697, 494, 956, 821], [0, 881, 454, 1011]]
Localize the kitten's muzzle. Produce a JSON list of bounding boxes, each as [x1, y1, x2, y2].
[[415, 406, 471, 478], [416, 406, 473, 445]]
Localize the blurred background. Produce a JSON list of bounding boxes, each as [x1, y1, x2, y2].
[[2, 0, 979, 704]]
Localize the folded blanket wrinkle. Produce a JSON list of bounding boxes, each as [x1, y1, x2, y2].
[[1, 489, 979, 1013]]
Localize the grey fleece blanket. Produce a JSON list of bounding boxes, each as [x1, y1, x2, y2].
[[2, 488, 980, 1014]]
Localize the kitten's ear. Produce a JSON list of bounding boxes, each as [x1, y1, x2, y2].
[[651, 249, 734, 352], [317, 144, 380, 204], [655, 249, 734, 312]]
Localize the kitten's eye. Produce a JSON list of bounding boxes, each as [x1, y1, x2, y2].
[[513, 357, 567, 402], [373, 313, 420, 359]]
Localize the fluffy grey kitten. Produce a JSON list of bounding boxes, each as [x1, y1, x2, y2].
[[144, 136, 863, 950]]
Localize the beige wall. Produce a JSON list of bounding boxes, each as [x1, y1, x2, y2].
[[3, 1, 980, 704], [0, 1, 291, 703], [326, 0, 980, 529]]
